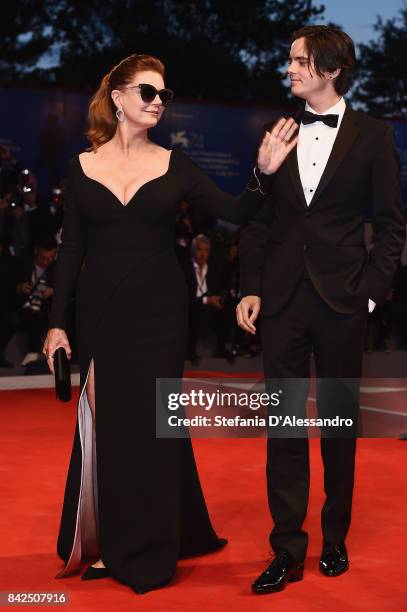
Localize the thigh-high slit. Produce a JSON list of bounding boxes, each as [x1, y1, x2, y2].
[[55, 357, 100, 578]]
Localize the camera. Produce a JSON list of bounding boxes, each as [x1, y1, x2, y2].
[[27, 278, 47, 312]]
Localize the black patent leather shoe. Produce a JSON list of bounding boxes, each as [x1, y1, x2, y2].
[[252, 551, 304, 594], [81, 565, 110, 580], [319, 543, 349, 577]]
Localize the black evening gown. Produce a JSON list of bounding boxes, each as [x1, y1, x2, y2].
[[49, 149, 266, 593]]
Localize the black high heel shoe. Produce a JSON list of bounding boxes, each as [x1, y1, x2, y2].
[[81, 565, 110, 580]]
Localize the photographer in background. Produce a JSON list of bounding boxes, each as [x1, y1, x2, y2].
[[3, 194, 30, 257], [1, 166, 41, 257], [45, 186, 64, 237], [23, 188, 42, 253], [11, 236, 57, 366], [24, 185, 64, 253]]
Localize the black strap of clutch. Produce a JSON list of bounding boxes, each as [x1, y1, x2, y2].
[[54, 347, 72, 402]]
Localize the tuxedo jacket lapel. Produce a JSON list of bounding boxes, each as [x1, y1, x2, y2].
[[287, 148, 308, 208], [287, 106, 309, 208], [308, 106, 361, 208]]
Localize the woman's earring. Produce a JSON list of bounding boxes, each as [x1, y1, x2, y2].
[[116, 108, 125, 122]]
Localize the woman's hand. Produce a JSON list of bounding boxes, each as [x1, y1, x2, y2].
[[236, 296, 261, 334], [42, 328, 72, 375], [257, 117, 299, 175]]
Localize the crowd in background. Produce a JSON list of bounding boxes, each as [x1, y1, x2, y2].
[[0, 144, 406, 374], [0, 145, 65, 371]]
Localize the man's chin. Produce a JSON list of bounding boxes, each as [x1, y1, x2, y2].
[[291, 85, 306, 100]]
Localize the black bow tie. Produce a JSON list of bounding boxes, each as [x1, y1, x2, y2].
[[301, 110, 339, 128]]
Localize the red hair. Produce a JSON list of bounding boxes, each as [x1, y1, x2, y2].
[[86, 54, 165, 151]]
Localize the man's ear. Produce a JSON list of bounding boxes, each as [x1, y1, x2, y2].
[[326, 67, 341, 81]]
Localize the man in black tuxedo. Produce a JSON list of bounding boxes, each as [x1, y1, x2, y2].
[[237, 25, 405, 593]]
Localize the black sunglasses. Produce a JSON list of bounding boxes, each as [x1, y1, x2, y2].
[[126, 83, 174, 106]]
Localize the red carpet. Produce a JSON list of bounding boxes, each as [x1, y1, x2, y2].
[[1, 387, 406, 611]]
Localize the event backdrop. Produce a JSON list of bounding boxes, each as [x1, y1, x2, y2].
[[1, 86, 407, 215]]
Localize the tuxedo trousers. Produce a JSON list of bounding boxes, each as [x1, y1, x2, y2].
[[259, 276, 368, 561]]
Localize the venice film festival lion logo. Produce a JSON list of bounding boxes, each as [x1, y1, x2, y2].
[[170, 131, 204, 149]]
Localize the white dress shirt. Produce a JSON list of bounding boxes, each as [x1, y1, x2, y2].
[[193, 260, 208, 304], [297, 97, 375, 312], [297, 97, 346, 206], [32, 264, 46, 286]]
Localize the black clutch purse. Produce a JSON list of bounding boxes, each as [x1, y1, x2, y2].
[[54, 347, 72, 402]]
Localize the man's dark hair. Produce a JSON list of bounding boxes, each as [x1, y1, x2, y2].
[[291, 25, 356, 95], [35, 235, 58, 251]]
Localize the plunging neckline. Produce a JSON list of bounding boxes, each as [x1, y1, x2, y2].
[[77, 149, 174, 208]]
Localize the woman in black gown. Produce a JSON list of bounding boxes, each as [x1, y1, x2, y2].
[[42, 53, 298, 594]]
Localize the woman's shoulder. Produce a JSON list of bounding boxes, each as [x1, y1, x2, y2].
[[147, 143, 174, 164], [170, 148, 202, 173], [171, 147, 189, 162], [146, 146, 195, 174], [77, 150, 93, 160], [66, 150, 93, 181], [69, 151, 89, 169], [77, 149, 96, 169]]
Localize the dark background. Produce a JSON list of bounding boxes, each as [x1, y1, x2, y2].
[[1, 0, 406, 114], [1, 0, 407, 203]]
